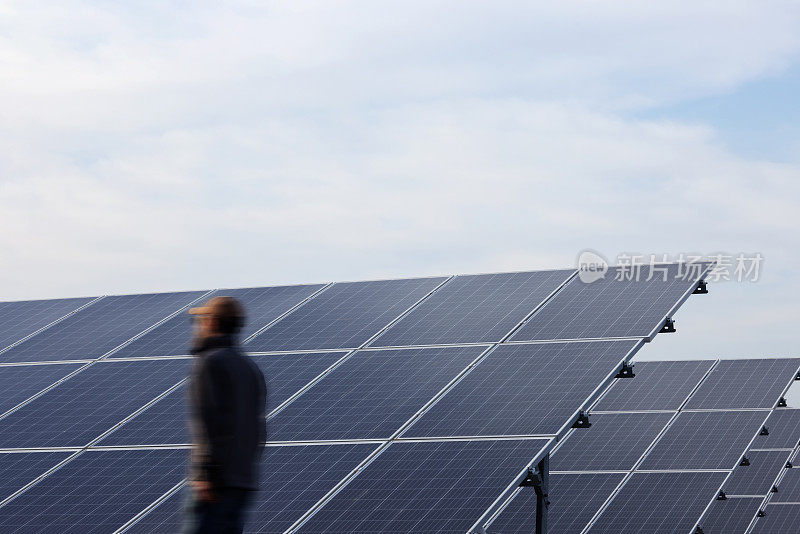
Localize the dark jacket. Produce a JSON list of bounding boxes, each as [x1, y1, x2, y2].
[[188, 334, 266, 490]]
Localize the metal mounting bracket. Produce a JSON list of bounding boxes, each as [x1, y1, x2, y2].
[[660, 318, 676, 334], [693, 280, 709, 294], [572, 411, 591, 429], [615, 361, 635, 379]]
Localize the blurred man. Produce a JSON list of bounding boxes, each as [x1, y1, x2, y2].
[[185, 296, 266, 534]]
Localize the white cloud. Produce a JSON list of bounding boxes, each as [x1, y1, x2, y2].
[[0, 1, 799, 359]]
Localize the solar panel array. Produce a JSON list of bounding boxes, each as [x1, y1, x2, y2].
[[0, 264, 725, 532], [488, 357, 800, 534]]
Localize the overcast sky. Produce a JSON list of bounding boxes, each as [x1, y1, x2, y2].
[[1, 1, 799, 360]]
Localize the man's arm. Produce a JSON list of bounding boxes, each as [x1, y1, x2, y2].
[[195, 356, 233, 491]]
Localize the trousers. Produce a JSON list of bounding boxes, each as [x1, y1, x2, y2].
[[183, 487, 252, 534]]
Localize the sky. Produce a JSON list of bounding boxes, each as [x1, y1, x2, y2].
[[1, 1, 799, 361]]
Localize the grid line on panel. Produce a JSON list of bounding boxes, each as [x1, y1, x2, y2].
[[267, 346, 488, 442], [245, 276, 451, 352], [638, 410, 772, 471], [696, 497, 764, 534], [585, 471, 728, 534], [0, 296, 102, 356], [90, 378, 189, 447], [487, 472, 627, 534], [752, 410, 800, 450], [592, 360, 717, 412], [0, 451, 79, 508], [0, 291, 210, 364], [123, 443, 385, 534], [0, 362, 89, 422], [0, 359, 191, 449], [99, 351, 350, 447], [684, 359, 800, 410], [100, 275, 461, 449], [723, 450, 794, 497], [98, 290, 215, 360], [0, 449, 188, 534], [369, 270, 575, 347], [686, 413, 791, 534], [550, 412, 673, 471], [511, 262, 711, 342], [750, 503, 800, 533], [290, 438, 550, 534], [112, 284, 330, 359], [114, 479, 186, 534], [243, 284, 334, 344], [401, 340, 640, 439]]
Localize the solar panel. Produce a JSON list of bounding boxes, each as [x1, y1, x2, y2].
[[684, 359, 800, 410], [0, 291, 207, 363], [0, 362, 83, 416], [0, 297, 92, 352], [723, 450, 793, 496], [99, 352, 346, 446], [772, 464, 800, 503], [267, 346, 486, 441], [403, 340, 639, 438], [511, 263, 710, 342], [586, 471, 727, 534], [0, 359, 190, 448], [0, 449, 186, 534], [752, 409, 800, 449], [696, 497, 763, 534], [550, 412, 673, 471], [0, 451, 72, 503], [246, 277, 447, 352], [125, 443, 377, 533], [751, 504, 800, 533], [295, 438, 550, 534], [370, 270, 574, 347], [639, 410, 770, 470], [489, 472, 625, 534], [593, 360, 714, 412], [110, 284, 324, 358]]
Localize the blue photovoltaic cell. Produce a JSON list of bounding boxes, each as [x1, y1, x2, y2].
[[723, 450, 792, 496], [0, 359, 190, 448], [296, 438, 550, 534], [684, 359, 800, 410], [370, 270, 574, 347], [550, 412, 672, 471], [0, 452, 73, 502], [697, 497, 763, 534], [489, 473, 625, 534], [512, 262, 710, 341], [0, 362, 83, 416], [246, 277, 446, 352], [404, 340, 638, 438], [110, 284, 324, 358], [587, 471, 727, 534], [0, 449, 186, 534], [0, 291, 206, 363], [0, 297, 92, 351], [752, 409, 800, 449], [100, 352, 346, 446], [268, 346, 486, 441], [751, 504, 800, 533], [593, 360, 714, 411], [127, 443, 377, 533], [639, 410, 769, 470], [772, 465, 800, 503]]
